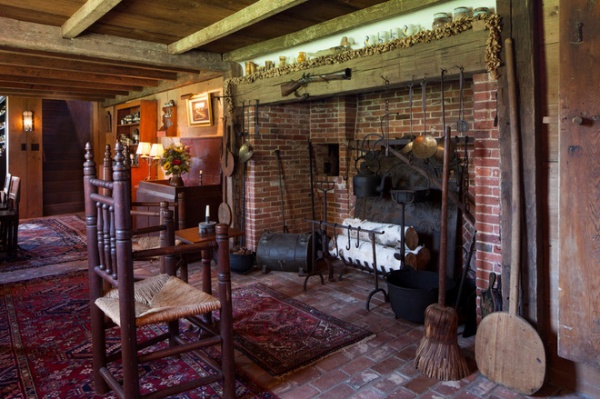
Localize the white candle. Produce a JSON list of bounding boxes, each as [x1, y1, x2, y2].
[[206, 205, 210, 218]]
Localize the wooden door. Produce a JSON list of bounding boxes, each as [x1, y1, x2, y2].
[[558, 0, 600, 367]]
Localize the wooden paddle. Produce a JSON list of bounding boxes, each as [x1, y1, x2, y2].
[[221, 120, 235, 177], [218, 123, 233, 225], [474, 38, 546, 395]]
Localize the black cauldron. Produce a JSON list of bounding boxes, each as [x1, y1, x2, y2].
[[385, 269, 455, 324]]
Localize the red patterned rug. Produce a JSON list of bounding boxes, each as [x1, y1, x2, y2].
[[0, 215, 87, 272], [231, 283, 373, 376], [0, 271, 278, 399]]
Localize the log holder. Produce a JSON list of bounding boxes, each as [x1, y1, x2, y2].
[[304, 218, 386, 311], [390, 188, 430, 269]]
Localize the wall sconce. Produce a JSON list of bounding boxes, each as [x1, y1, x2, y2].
[[23, 110, 33, 132]]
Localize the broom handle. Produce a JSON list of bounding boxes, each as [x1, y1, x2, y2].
[[439, 125, 451, 306]]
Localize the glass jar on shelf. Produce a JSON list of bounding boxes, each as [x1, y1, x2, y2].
[[473, 7, 491, 19], [453, 7, 471, 21], [432, 12, 451, 30]]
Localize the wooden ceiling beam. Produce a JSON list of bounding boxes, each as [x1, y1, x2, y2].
[[0, 51, 178, 81], [62, 0, 123, 39], [0, 65, 160, 87], [0, 88, 108, 102], [0, 81, 129, 97], [0, 45, 200, 75], [0, 75, 143, 92], [168, 0, 309, 55], [223, 0, 447, 62], [0, 16, 230, 72]]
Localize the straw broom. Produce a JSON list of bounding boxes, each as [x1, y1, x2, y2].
[[414, 125, 469, 381]]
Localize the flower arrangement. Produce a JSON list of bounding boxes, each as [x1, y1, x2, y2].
[[160, 143, 191, 176]]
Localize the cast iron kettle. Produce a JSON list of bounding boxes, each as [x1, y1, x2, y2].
[[353, 157, 386, 197]]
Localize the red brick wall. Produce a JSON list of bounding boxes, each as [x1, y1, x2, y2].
[[243, 74, 502, 312], [470, 74, 501, 318]]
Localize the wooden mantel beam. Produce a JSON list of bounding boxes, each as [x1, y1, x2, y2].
[[0, 16, 230, 72], [168, 0, 309, 55], [223, 0, 448, 62], [231, 29, 489, 107], [61, 0, 123, 39]]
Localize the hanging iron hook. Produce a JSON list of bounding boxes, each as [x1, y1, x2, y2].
[[332, 223, 339, 257], [346, 225, 352, 250], [355, 226, 361, 248]]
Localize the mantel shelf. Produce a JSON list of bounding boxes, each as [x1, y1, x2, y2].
[[231, 28, 491, 107]]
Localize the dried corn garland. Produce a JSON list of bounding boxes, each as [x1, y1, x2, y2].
[[225, 14, 502, 115]]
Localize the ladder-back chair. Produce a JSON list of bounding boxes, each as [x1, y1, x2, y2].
[[0, 175, 21, 254], [104, 144, 189, 278], [0, 172, 12, 208], [83, 142, 235, 399]]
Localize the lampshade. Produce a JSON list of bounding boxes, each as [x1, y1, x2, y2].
[[136, 142, 152, 157], [149, 143, 164, 158]]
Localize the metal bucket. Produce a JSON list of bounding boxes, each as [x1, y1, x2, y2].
[[256, 231, 313, 275]]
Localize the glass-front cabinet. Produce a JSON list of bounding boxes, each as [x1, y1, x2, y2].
[[0, 95, 6, 183]]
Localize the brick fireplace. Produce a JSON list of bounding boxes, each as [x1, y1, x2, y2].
[[239, 72, 500, 313]]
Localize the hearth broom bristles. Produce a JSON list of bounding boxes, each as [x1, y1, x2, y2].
[[414, 125, 469, 381]]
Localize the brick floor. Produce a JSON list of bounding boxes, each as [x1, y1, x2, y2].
[[4, 255, 589, 399]]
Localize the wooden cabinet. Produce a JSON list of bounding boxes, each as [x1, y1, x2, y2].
[[115, 100, 157, 200], [0, 95, 5, 155], [115, 100, 157, 157], [0, 96, 5, 183]]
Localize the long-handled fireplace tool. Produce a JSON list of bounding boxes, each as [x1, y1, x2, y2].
[[274, 148, 288, 233], [414, 69, 469, 381]]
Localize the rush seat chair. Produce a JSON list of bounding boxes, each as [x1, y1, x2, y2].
[[83, 142, 235, 399]]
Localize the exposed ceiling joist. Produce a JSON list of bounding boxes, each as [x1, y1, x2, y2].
[[61, 0, 123, 39], [0, 65, 161, 88], [168, 0, 309, 54], [0, 74, 144, 92], [0, 16, 229, 72], [0, 88, 110, 102], [223, 0, 447, 62], [0, 51, 178, 81]]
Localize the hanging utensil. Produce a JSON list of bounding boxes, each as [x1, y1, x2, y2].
[[254, 99, 261, 139], [240, 161, 247, 247], [308, 140, 316, 220], [412, 80, 438, 158], [220, 116, 235, 177], [275, 149, 288, 233], [434, 69, 456, 163], [456, 67, 469, 133], [401, 81, 414, 154], [239, 102, 254, 163], [218, 123, 233, 225]]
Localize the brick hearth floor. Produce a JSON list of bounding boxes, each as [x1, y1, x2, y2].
[[2, 257, 586, 399]]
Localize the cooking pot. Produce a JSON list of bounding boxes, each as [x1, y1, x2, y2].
[[353, 157, 386, 197]]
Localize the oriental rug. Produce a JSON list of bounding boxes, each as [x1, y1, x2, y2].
[[0, 271, 278, 399], [0, 215, 87, 272], [231, 283, 373, 377]]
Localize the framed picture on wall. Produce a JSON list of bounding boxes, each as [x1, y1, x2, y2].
[[187, 93, 213, 126]]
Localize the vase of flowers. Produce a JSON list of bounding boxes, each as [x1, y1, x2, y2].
[[160, 143, 191, 187]]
